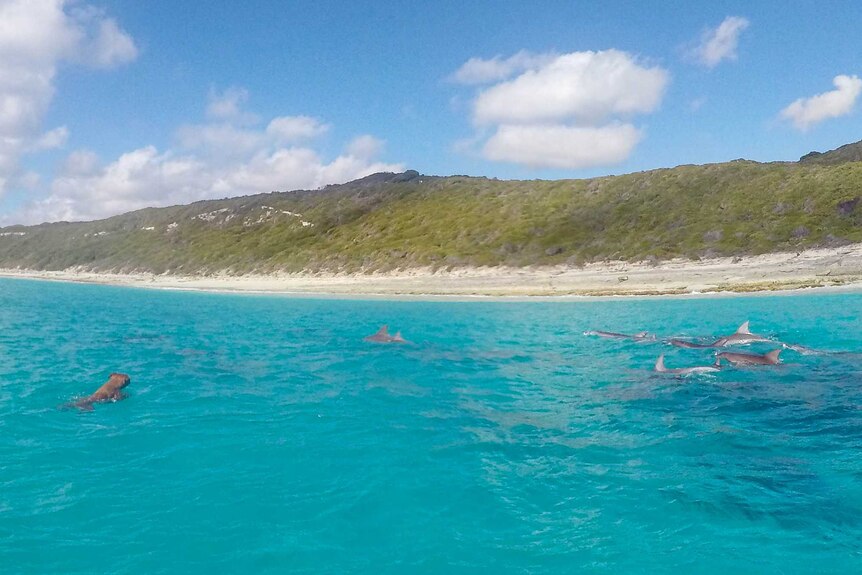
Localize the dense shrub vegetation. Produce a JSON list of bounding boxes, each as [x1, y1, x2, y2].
[[1, 148, 861, 274]]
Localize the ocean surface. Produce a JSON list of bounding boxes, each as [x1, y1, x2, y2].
[[1, 278, 861, 574]]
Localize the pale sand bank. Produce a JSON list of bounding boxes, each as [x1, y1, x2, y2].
[[2, 244, 862, 298]]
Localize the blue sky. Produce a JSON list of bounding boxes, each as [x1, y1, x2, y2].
[[2, 0, 862, 224]]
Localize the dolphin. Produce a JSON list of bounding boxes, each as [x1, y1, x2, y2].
[[364, 325, 407, 344], [669, 321, 772, 349], [716, 349, 782, 366], [654, 354, 721, 376], [713, 321, 773, 347], [668, 338, 716, 349], [68, 373, 131, 411], [584, 330, 655, 341], [781, 343, 822, 355], [364, 325, 393, 342]]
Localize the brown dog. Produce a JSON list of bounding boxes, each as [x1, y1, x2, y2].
[[71, 373, 131, 411]]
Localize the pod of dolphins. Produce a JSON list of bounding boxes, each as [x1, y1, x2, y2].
[[69, 320, 797, 410], [586, 321, 791, 376]]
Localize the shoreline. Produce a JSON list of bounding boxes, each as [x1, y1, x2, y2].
[[2, 244, 862, 299]]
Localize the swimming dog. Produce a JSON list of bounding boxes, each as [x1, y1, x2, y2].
[[69, 373, 131, 411]]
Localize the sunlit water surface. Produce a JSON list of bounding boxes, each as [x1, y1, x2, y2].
[[1, 278, 860, 573]]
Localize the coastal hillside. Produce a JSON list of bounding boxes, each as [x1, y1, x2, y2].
[[1, 143, 861, 274]]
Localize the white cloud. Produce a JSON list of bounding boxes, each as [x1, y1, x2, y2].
[[780, 74, 862, 131], [15, 170, 40, 190], [30, 125, 69, 151], [0, 0, 79, 66], [206, 87, 251, 121], [451, 49, 668, 170], [483, 123, 642, 169], [266, 115, 330, 143], [474, 50, 668, 126], [175, 123, 265, 159], [449, 50, 555, 85], [6, 92, 405, 224], [693, 16, 749, 68], [74, 16, 138, 69], [0, 0, 136, 196], [346, 134, 384, 160], [61, 149, 100, 176], [176, 114, 330, 160]]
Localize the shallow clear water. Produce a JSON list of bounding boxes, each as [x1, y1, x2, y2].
[[1, 278, 861, 574]]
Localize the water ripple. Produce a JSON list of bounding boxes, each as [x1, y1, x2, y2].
[[1, 280, 861, 573]]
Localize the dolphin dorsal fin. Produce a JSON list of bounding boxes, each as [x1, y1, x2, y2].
[[375, 325, 389, 336], [766, 349, 782, 362], [736, 321, 752, 334], [635, 331, 649, 338], [655, 354, 666, 372]]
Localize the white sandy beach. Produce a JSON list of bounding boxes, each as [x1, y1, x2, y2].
[[2, 244, 862, 297]]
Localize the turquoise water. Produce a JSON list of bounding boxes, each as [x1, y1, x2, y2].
[[1, 278, 861, 574]]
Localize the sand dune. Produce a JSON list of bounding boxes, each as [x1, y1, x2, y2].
[[2, 244, 861, 298]]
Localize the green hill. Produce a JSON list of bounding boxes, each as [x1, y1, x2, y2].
[[1, 143, 861, 275], [799, 140, 862, 165]]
